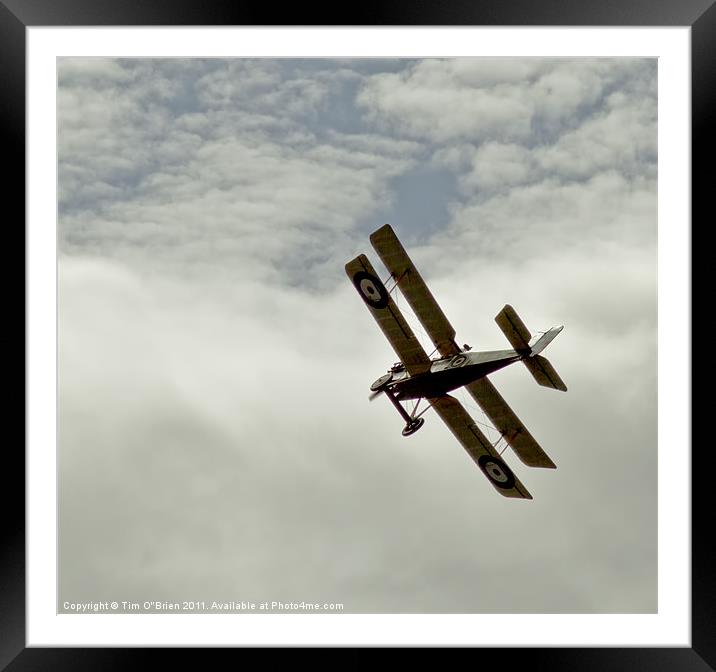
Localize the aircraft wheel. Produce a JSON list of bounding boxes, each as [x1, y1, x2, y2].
[[370, 373, 393, 391], [401, 417, 425, 437]]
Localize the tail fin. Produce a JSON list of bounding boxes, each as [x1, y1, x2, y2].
[[495, 305, 567, 392], [528, 326, 563, 355]]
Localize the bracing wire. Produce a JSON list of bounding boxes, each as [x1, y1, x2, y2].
[[388, 277, 435, 356], [459, 386, 504, 450]]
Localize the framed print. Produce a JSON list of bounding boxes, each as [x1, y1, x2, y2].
[[8, 0, 712, 667]]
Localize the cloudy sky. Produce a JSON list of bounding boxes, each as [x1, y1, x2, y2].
[[58, 58, 657, 615]]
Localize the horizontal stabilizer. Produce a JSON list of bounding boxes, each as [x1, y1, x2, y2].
[[495, 304, 531, 352], [523, 355, 568, 392]]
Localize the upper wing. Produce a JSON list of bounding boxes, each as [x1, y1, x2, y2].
[[370, 224, 461, 358], [345, 254, 431, 374], [429, 395, 532, 499], [466, 378, 556, 469]]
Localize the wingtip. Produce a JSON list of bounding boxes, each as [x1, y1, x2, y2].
[[369, 223, 394, 242]]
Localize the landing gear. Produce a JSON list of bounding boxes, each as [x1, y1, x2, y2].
[[375, 384, 427, 437], [401, 417, 425, 436]]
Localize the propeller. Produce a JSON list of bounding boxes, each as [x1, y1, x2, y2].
[[368, 388, 385, 402], [368, 373, 394, 402]]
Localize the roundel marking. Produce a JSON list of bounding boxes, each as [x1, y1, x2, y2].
[[477, 455, 516, 490], [449, 354, 468, 368], [352, 271, 389, 309]]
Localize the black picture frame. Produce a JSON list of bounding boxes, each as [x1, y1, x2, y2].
[[6, 1, 712, 667]]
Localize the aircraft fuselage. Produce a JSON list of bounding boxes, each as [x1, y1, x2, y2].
[[388, 349, 523, 400]]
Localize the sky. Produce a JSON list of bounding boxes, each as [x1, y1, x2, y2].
[[58, 57, 657, 615]]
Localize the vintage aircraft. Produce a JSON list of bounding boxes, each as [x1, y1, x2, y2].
[[345, 224, 567, 499]]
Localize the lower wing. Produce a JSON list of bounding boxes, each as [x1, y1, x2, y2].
[[429, 395, 533, 499], [465, 378, 556, 469]]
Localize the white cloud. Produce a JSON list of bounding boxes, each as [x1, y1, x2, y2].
[[460, 142, 535, 192], [428, 171, 656, 272], [195, 60, 329, 120], [358, 58, 654, 146], [58, 60, 423, 289], [456, 88, 656, 196], [357, 63, 534, 143], [58, 57, 133, 85], [58, 251, 655, 613], [538, 91, 657, 179]]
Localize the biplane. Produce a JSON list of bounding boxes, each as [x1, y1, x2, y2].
[[345, 224, 567, 499]]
